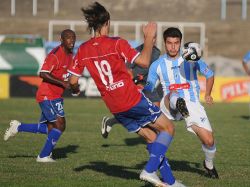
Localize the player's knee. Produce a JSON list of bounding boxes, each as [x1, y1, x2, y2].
[[203, 137, 214, 147], [55, 118, 66, 132]]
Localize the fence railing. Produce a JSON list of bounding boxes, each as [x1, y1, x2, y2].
[[48, 20, 206, 52]]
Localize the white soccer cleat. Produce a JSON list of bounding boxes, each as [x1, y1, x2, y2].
[[4, 120, 21, 141], [101, 116, 112, 139], [36, 154, 55, 163], [140, 170, 167, 187], [168, 180, 187, 187]]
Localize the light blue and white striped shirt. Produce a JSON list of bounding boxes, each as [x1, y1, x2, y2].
[[146, 54, 214, 102]]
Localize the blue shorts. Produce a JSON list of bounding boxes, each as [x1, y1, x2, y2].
[[39, 98, 65, 123], [114, 95, 161, 133]]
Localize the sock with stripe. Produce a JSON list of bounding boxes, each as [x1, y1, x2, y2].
[[39, 128, 62, 158], [18, 123, 48, 134], [147, 143, 175, 185], [145, 131, 173, 173]]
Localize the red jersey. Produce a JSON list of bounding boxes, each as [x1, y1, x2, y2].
[[36, 45, 73, 102], [68, 36, 142, 113]]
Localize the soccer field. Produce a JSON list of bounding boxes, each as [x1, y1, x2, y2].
[[0, 98, 250, 187]]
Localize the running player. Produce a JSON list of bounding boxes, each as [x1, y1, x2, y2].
[[4, 29, 76, 162]]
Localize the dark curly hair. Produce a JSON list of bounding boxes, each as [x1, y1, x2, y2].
[[81, 2, 110, 33]]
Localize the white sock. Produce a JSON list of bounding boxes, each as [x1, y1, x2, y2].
[[169, 92, 179, 110], [202, 144, 216, 169]]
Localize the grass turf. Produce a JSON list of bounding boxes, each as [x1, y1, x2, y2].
[[0, 98, 250, 187]]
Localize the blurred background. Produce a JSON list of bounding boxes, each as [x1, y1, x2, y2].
[[0, 0, 249, 102]]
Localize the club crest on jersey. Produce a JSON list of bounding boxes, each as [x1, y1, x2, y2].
[[106, 80, 124, 91]]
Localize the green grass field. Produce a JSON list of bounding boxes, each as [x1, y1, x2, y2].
[[0, 98, 250, 187]]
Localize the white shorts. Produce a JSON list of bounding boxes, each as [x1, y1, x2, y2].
[[160, 98, 213, 134]]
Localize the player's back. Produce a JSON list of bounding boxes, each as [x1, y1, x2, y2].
[[75, 36, 141, 113]]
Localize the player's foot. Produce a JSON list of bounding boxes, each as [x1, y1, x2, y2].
[[203, 160, 219, 179], [168, 180, 187, 187], [101, 116, 112, 139], [4, 120, 21, 141], [36, 154, 55, 163], [176, 98, 189, 118], [140, 170, 167, 187]]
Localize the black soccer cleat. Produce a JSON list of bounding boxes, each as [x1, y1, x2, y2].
[[203, 160, 219, 179], [176, 98, 189, 118]]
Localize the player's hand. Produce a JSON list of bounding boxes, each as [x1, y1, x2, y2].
[[63, 82, 70, 89], [205, 95, 213, 105], [143, 22, 157, 41]]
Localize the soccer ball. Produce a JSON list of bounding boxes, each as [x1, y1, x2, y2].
[[182, 42, 202, 63]]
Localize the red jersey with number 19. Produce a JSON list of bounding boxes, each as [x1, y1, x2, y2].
[[36, 45, 73, 102], [68, 36, 142, 113]]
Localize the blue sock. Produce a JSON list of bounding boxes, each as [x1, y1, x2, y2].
[[147, 143, 175, 185], [18, 123, 48, 134], [39, 128, 62, 158], [145, 132, 173, 173]]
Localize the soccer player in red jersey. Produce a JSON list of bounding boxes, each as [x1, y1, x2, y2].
[[68, 2, 185, 187], [4, 29, 76, 163]]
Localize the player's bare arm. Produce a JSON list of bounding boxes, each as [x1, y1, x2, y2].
[[242, 61, 250, 75], [134, 22, 157, 68], [205, 76, 214, 105], [40, 72, 70, 89]]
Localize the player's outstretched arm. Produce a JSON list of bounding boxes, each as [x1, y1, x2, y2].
[[134, 22, 157, 68]]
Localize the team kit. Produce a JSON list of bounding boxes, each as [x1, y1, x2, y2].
[[3, 2, 219, 187]]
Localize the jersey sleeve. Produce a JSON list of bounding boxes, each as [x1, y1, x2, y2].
[[40, 54, 58, 73], [196, 59, 214, 78], [243, 51, 250, 64], [116, 39, 140, 64], [68, 48, 85, 77], [144, 60, 159, 92]]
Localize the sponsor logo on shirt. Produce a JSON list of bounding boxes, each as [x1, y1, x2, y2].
[[106, 80, 124, 91]]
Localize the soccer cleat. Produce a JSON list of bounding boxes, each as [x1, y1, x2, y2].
[[203, 160, 219, 179], [36, 154, 55, 163], [176, 98, 189, 118], [101, 116, 112, 139], [140, 170, 167, 187], [168, 180, 187, 187], [4, 120, 21, 141]]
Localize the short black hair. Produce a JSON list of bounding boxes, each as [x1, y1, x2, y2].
[[163, 27, 182, 42], [60, 29, 75, 40], [81, 2, 110, 33]]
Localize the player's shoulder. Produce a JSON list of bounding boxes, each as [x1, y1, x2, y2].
[[48, 45, 61, 56], [152, 54, 166, 65]]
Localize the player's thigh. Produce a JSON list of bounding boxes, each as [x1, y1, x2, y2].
[[185, 101, 213, 133], [149, 113, 175, 135], [39, 98, 65, 123]]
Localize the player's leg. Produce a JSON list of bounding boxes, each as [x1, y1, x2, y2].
[[3, 115, 48, 141], [101, 116, 119, 139], [37, 98, 65, 162], [139, 120, 185, 187], [185, 101, 219, 178], [191, 125, 219, 179], [168, 91, 189, 118]]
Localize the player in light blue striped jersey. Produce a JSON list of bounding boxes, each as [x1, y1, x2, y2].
[[145, 27, 219, 179]]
